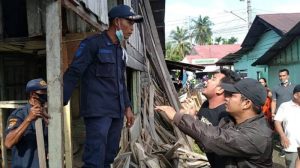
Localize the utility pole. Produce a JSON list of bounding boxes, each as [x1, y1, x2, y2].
[[246, 0, 252, 29], [240, 0, 252, 29]]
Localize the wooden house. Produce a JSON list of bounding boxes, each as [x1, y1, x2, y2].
[[0, 0, 206, 167], [217, 13, 300, 83]]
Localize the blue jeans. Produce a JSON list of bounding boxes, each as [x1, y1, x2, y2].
[[82, 117, 123, 168]]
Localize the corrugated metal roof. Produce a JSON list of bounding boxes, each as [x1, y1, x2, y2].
[[258, 13, 300, 34], [184, 44, 241, 64], [165, 60, 205, 72]]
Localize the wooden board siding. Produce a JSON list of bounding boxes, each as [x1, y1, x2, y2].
[[268, 37, 300, 87], [66, 10, 89, 33], [269, 38, 300, 65], [0, 55, 46, 100], [26, 0, 43, 37], [80, 0, 108, 24], [234, 30, 280, 79]]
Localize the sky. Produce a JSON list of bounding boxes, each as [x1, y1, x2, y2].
[[165, 0, 300, 44]]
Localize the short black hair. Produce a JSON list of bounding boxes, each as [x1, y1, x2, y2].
[[109, 18, 115, 26], [241, 94, 261, 114], [219, 68, 241, 84], [259, 77, 267, 83], [279, 69, 289, 75]]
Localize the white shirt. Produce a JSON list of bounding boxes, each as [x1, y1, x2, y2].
[[274, 100, 300, 152]]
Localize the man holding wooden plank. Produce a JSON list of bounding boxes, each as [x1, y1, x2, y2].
[[156, 78, 273, 167], [5, 78, 50, 168]]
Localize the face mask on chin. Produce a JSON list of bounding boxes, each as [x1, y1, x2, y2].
[[115, 19, 124, 42], [281, 79, 288, 85], [116, 29, 124, 42]]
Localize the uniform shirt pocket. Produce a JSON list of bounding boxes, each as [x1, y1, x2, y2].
[[96, 49, 116, 78]]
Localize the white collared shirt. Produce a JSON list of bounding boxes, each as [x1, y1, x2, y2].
[[274, 100, 300, 152]]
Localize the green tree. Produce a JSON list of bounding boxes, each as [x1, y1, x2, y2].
[[167, 26, 191, 61], [214, 36, 238, 44], [166, 42, 182, 61], [191, 15, 213, 45], [214, 36, 223, 44], [227, 37, 238, 44]]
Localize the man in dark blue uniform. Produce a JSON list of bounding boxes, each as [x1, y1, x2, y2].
[[5, 78, 50, 168], [63, 4, 143, 168]]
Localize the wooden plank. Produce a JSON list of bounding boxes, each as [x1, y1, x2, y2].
[[145, 157, 161, 168], [148, 85, 162, 144], [35, 119, 47, 168], [62, 0, 107, 31], [140, 1, 192, 150], [129, 114, 141, 142], [127, 44, 144, 65], [0, 0, 2, 39], [0, 57, 4, 100], [0, 101, 27, 109], [141, 0, 179, 108], [122, 155, 131, 168], [63, 102, 73, 168], [157, 154, 173, 168], [164, 141, 182, 159], [26, 0, 42, 37], [45, 0, 64, 167], [134, 143, 147, 168], [127, 56, 145, 72], [0, 109, 8, 168]]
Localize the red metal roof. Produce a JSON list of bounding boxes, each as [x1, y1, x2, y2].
[[184, 44, 241, 63]]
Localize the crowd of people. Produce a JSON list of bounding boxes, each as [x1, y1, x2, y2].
[[3, 3, 300, 168]]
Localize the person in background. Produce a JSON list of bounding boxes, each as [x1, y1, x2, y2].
[[259, 77, 273, 128], [296, 147, 300, 168], [274, 84, 300, 168], [5, 78, 50, 168], [271, 69, 295, 117], [271, 69, 295, 157], [63, 5, 143, 168]]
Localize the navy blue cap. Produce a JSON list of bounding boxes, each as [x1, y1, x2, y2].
[[26, 78, 47, 93], [293, 84, 300, 94], [108, 5, 143, 23], [221, 78, 267, 107]]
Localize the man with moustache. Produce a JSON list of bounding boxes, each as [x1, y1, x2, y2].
[[184, 69, 240, 168]]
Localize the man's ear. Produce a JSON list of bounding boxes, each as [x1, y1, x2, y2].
[[242, 99, 252, 110], [114, 18, 121, 27], [216, 86, 224, 95]]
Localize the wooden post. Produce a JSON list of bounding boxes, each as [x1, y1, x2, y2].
[[0, 108, 7, 168], [132, 71, 141, 114], [35, 119, 47, 168], [46, 0, 64, 167], [0, 56, 4, 100], [64, 102, 73, 168], [0, 0, 3, 39]]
